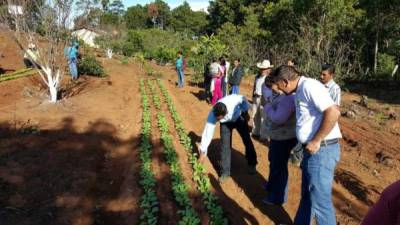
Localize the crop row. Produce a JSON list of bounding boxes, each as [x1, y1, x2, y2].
[[138, 79, 159, 225], [147, 80, 201, 225], [147, 80, 161, 109], [156, 79, 228, 225]]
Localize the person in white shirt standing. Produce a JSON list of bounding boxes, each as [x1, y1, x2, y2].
[[198, 95, 257, 182], [251, 59, 273, 139], [320, 64, 341, 105], [270, 65, 342, 225]]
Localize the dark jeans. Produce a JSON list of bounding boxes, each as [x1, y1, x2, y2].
[[204, 76, 212, 101], [265, 138, 298, 204], [222, 76, 228, 97], [220, 116, 257, 176]]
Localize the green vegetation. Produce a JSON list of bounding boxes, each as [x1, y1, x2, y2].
[[138, 79, 159, 225], [147, 80, 201, 225], [80, 0, 399, 83], [0, 69, 37, 82], [78, 54, 106, 77], [157, 79, 228, 225]]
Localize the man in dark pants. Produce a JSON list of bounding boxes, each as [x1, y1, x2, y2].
[[198, 95, 257, 182], [229, 58, 244, 94]]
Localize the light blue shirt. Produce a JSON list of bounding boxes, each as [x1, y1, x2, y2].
[[200, 95, 250, 155], [176, 57, 183, 70], [325, 79, 341, 106], [295, 76, 342, 143]]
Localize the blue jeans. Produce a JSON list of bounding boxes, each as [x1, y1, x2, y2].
[[177, 69, 184, 87], [69, 58, 78, 79], [265, 138, 298, 204], [231, 85, 240, 94], [294, 143, 341, 225]]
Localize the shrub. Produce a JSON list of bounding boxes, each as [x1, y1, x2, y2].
[[377, 53, 396, 79], [78, 54, 106, 77]]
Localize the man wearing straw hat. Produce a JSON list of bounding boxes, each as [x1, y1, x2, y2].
[[251, 59, 273, 140]]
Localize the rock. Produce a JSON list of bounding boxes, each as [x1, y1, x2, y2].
[[360, 95, 369, 108], [376, 151, 394, 166], [368, 110, 375, 116], [344, 110, 356, 118], [388, 110, 397, 120]]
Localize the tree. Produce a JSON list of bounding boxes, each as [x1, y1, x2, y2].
[[170, 1, 207, 36], [124, 4, 149, 29], [101, 0, 109, 11], [147, 0, 170, 30], [109, 0, 124, 16], [1, 0, 74, 102]]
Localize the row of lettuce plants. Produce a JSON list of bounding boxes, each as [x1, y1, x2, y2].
[[147, 80, 201, 225], [138, 79, 159, 225], [156, 79, 228, 225]]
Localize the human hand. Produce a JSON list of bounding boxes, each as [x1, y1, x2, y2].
[[306, 139, 321, 154], [196, 143, 207, 163], [199, 152, 207, 163]]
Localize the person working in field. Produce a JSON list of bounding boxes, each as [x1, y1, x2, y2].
[[228, 58, 244, 94], [175, 51, 185, 88], [64, 41, 79, 80], [320, 63, 341, 105], [269, 65, 342, 225], [361, 180, 400, 225], [252, 59, 273, 140], [23, 43, 41, 69], [262, 76, 297, 205], [198, 94, 258, 183]]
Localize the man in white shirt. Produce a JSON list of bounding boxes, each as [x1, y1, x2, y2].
[[198, 95, 257, 182], [270, 65, 342, 225], [320, 64, 341, 105], [251, 60, 273, 139]]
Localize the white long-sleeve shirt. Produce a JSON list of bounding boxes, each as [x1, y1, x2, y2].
[[199, 95, 250, 155]]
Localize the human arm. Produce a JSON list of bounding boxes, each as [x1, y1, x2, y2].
[[264, 95, 295, 125], [199, 111, 217, 156]]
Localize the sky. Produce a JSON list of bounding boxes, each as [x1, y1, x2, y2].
[[122, 0, 210, 12]]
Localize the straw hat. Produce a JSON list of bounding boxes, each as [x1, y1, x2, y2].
[[257, 59, 274, 69]]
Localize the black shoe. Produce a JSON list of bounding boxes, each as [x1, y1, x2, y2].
[[218, 174, 231, 183]]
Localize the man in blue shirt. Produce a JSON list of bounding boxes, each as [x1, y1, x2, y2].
[[198, 95, 258, 182], [176, 51, 184, 88], [64, 41, 79, 80]]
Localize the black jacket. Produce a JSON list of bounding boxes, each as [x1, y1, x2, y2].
[[229, 65, 244, 86]]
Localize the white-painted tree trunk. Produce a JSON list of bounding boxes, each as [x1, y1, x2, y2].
[[39, 66, 60, 103], [106, 48, 113, 59], [392, 64, 399, 78]]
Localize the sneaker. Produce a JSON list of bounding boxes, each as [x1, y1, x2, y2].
[[218, 174, 231, 183], [248, 165, 257, 175]]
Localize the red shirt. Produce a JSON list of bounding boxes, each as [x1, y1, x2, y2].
[[361, 180, 400, 225]]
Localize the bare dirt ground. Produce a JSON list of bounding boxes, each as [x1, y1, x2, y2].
[[1, 30, 400, 224]]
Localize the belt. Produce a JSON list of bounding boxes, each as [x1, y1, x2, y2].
[[302, 139, 339, 147], [253, 94, 261, 98]]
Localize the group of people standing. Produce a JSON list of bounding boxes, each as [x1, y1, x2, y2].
[[197, 57, 343, 225]]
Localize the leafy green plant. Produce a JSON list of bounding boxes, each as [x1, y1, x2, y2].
[[147, 80, 201, 225], [156, 79, 228, 225], [138, 79, 159, 225], [78, 54, 106, 77], [189, 35, 228, 84]]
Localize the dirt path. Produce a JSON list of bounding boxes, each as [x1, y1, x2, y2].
[[0, 59, 144, 225]]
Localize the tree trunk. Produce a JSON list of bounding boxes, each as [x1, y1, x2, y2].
[[49, 83, 58, 103], [392, 64, 399, 78], [374, 31, 378, 74]]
